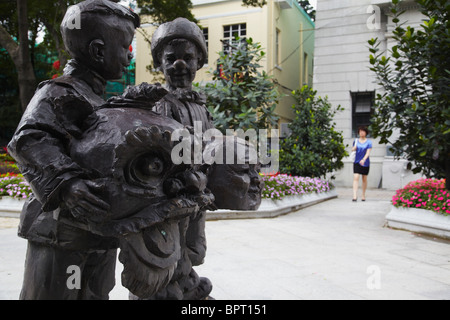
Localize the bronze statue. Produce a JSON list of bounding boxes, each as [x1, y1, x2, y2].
[[8, 0, 263, 299], [133, 17, 215, 300], [68, 102, 214, 298], [205, 136, 263, 211], [7, 0, 141, 299]]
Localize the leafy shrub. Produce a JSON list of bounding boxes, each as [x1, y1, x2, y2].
[[0, 161, 20, 175], [368, 0, 450, 188], [197, 37, 280, 133], [279, 86, 347, 179]]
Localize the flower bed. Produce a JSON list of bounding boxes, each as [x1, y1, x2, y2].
[[391, 178, 449, 216], [1, 147, 33, 200], [0, 167, 337, 220], [1, 172, 333, 202], [3, 144, 336, 203], [260, 173, 333, 201], [0, 173, 32, 199], [386, 178, 450, 239]]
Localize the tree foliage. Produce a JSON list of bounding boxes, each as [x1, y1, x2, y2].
[[197, 37, 280, 133], [242, 0, 267, 7], [298, 1, 316, 21], [137, 0, 197, 24], [368, 0, 450, 189], [279, 86, 347, 179], [0, 0, 77, 112]]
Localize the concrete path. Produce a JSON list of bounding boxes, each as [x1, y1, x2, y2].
[[1, 188, 449, 300]]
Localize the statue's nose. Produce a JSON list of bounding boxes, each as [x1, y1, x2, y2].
[[173, 59, 187, 71]]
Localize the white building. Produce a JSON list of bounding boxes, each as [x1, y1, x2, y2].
[[313, 0, 425, 190]]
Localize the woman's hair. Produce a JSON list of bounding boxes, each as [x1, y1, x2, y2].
[[358, 126, 369, 136]]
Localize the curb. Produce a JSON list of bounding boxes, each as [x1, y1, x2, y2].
[[0, 197, 25, 218], [206, 189, 338, 220], [386, 206, 450, 239]]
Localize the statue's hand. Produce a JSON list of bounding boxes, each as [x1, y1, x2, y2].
[[157, 196, 199, 221], [61, 179, 110, 223], [105, 83, 168, 109], [123, 82, 168, 103]]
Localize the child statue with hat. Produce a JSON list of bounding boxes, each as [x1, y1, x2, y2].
[[148, 17, 214, 300]]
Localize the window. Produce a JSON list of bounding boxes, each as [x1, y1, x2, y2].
[[202, 27, 209, 65], [222, 23, 247, 54], [351, 92, 375, 137], [303, 53, 308, 85], [275, 29, 281, 67]]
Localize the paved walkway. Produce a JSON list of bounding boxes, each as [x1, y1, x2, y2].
[[1, 188, 449, 300]]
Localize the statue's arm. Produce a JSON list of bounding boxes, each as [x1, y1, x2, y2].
[[8, 100, 85, 212]]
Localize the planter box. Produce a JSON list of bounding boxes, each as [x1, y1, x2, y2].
[[0, 190, 339, 221], [206, 189, 338, 220], [0, 196, 25, 218], [386, 206, 450, 239]]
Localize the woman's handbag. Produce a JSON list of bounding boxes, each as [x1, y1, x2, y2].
[[350, 139, 358, 162]]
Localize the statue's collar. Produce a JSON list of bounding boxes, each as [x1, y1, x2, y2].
[[167, 88, 206, 105], [63, 59, 107, 96]]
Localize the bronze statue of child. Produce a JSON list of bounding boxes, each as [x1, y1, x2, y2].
[[134, 17, 215, 300], [7, 0, 142, 299]]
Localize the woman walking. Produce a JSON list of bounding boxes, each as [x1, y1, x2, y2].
[[352, 126, 372, 201]]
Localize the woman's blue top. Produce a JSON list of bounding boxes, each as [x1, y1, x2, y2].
[[353, 139, 373, 167]]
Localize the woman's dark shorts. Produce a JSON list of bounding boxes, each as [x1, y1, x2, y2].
[[354, 163, 370, 176]]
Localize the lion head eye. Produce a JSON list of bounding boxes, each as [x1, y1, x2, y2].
[[127, 153, 165, 187]]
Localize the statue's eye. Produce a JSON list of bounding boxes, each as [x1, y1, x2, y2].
[[140, 155, 164, 176], [165, 54, 176, 64], [127, 153, 165, 187]]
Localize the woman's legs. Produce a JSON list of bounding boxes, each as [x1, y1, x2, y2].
[[362, 175, 368, 200], [352, 173, 360, 200]]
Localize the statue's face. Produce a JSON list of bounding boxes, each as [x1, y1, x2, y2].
[[159, 40, 199, 90], [203, 137, 263, 211], [207, 163, 263, 211], [95, 19, 135, 80]]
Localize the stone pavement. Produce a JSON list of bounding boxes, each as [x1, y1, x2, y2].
[[1, 188, 449, 300]]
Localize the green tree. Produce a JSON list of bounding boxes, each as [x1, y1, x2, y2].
[[0, 0, 36, 111], [242, 0, 267, 7], [0, 0, 77, 111], [298, 1, 316, 21], [279, 86, 347, 179], [368, 0, 450, 189], [196, 37, 280, 133], [137, 0, 197, 23]]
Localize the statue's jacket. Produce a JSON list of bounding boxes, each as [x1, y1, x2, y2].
[[8, 60, 118, 251], [153, 90, 214, 269]]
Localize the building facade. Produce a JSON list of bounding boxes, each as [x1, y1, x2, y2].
[[135, 0, 315, 127], [313, 0, 425, 189]]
